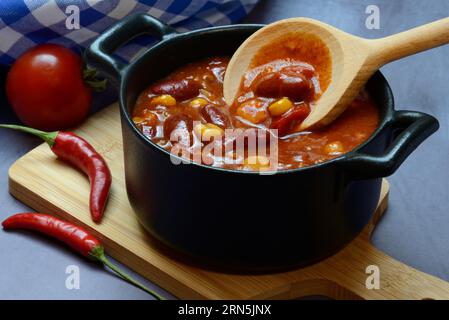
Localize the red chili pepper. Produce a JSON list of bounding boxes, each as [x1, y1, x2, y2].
[[0, 124, 111, 223], [2, 213, 164, 300], [270, 104, 311, 137]]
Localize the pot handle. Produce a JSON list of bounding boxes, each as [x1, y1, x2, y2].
[[85, 13, 177, 82], [342, 110, 439, 179]]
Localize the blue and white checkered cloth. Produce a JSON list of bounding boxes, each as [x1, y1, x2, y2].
[[0, 0, 259, 65]]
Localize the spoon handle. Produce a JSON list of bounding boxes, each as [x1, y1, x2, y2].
[[369, 17, 449, 66]]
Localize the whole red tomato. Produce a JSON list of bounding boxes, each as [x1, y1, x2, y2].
[[6, 44, 92, 131]]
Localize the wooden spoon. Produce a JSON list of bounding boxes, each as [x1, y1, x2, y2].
[[224, 17, 449, 130]]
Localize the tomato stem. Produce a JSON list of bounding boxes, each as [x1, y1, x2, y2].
[[84, 79, 108, 92], [83, 68, 108, 92], [0, 124, 58, 147]]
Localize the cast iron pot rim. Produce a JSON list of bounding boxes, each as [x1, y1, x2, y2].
[[119, 24, 395, 175]]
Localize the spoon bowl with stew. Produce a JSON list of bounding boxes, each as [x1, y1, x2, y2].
[[224, 17, 449, 130]]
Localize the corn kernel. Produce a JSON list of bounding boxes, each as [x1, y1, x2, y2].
[[189, 97, 208, 108], [132, 116, 145, 124], [324, 141, 344, 155], [193, 123, 205, 137], [151, 94, 177, 107], [236, 99, 268, 124], [194, 123, 224, 141], [268, 97, 293, 116], [243, 155, 270, 171]]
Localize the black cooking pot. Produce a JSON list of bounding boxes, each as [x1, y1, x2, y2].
[[86, 13, 439, 271]]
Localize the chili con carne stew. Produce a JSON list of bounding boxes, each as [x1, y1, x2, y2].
[[132, 56, 378, 171]]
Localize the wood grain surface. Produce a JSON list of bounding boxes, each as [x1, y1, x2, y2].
[[8, 104, 449, 299]]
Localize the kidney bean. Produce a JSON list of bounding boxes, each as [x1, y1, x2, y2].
[[164, 114, 193, 146], [253, 66, 315, 102], [200, 105, 230, 128], [152, 79, 201, 101], [270, 104, 311, 136]]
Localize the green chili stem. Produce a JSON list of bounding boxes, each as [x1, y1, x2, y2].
[[0, 124, 58, 147], [91, 246, 165, 300]]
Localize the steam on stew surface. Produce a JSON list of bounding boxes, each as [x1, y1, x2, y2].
[[132, 53, 378, 171]]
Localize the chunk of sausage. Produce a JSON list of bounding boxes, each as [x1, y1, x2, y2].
[[152, 79, 201, 101], [235, 99, 268, 124]]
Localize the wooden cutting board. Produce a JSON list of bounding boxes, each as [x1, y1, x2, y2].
[[8, 103, 449, 300]]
